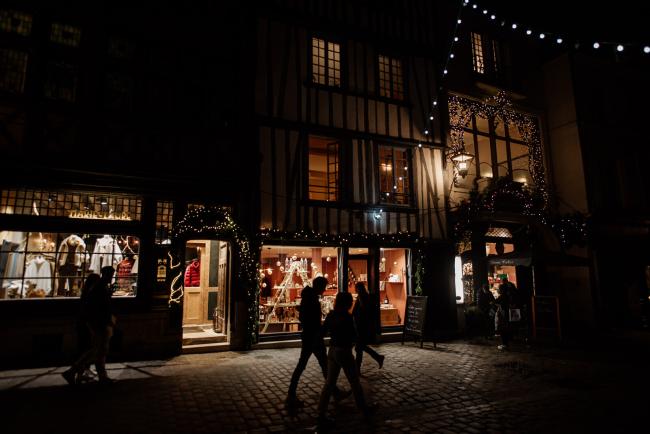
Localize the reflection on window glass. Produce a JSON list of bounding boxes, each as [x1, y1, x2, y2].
[[379, 248, 408, 326], [259, 245, 339, 334], [496, 140, 508, 177], [0, 231, 139, 299], [510, 142, 531, 184], [477, 134, 492, 178], [475, 114, 490, 133], [379, 146, 411, 205]]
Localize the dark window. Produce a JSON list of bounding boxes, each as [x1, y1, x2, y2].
[[308, 136, 339, 201], [108, 36, 135, 59], [105, 72, 133, 111], [311, 37, 341, 87], [50, 22, 81, 47], [0, 48, 27, 93], [471, 32, 501, 76], [44, 62, 77, 102], [379, 146, 411, 205], [378, 55, 404, 100]]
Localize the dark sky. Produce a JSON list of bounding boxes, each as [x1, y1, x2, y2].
[[468, 0, 649, 46]]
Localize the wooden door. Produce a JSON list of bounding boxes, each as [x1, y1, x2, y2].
[[215, 242, 229, 333], [183, 241, 208, 326]]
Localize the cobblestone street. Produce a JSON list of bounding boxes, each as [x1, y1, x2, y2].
[[1, 336, 648, 434]]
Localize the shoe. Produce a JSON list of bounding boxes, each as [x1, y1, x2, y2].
[[316, 415, 336, 429], [377, 355, 385, 369], [333, 389, 352, 403], [285, 396, 304, 408], [61, 369, 76, 386]]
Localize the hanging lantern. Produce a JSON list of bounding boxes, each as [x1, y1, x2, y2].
[[449, 150, 474, 178]]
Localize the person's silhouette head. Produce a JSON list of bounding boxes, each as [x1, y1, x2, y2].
[[334, 291, 353, 313], [312, 276, 328, 295], [100, 266, 115, 283]]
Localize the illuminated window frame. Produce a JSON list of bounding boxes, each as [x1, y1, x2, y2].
[[0, 48, 28, 93], [471, 32, 485, 74], [50, 22, 82, 47], [311, 37, 341, 87], [156, 201, 174, 244], [0, 10, 32, 36], [379, 146, 412, 205], [378, 55, 404, 100], [308, 136, 339, 202]]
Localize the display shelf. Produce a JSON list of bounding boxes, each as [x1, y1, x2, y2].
[[263, 302, 298, 307], [381, 280, 404, 284]]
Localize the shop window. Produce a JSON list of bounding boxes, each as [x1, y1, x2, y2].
[[311, 37, 340, 87], [50, 22, 81, 47], [379, 248, 408, 326], [379, 146, 411, 205], [155, 201, 174, 245], [0, 231, 139, 299], [259, 245, 339, 335], [44, 61, 77, 102], [308, 136, 339, 201], [0, 189, 142, 221], [0, 10, 32, 36], [378, 55, 404, 100], [0, 48, 28, 93]]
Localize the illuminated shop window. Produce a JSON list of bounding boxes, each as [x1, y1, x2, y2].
[[259, 245, 339, 335], [308, 136, 339, 201], [0, 189, 142, 221], [379, 146, 411, 205], [0, 231, 139, 300], [378, 55, 404, 100], [155, 201, 174, 245], [311, 37, 340, 87], [0, 10, 32, 36], [379, 248, 408, 326]]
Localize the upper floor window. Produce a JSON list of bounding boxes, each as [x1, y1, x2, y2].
[[378, 55, 404, 100], [308, 136, 339, 201], [50, 22, 81, 47], [0, 48, 28, 93], [471, 32, 501, 76], [379, 146, 411, 205], [311, 37, 341, 87], [0, 10, 32, 36], [44, 61, 77, 102]]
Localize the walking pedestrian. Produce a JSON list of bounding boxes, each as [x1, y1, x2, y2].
[[494, 283, 511, 350], [286, 276, 349, 408], [353, 282, 384, 373], [317, 291, 376, 428], [75, 273, 101, 383], [477, 283, 496, 339], [62, 266, 117, 385]]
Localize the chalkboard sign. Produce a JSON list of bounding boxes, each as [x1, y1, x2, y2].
[[402, 295, 432, 348], [532, 296, 561, 340]]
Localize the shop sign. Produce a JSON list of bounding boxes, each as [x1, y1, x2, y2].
[[157, 259, 168, 282], [68, 209, 132, 221], [402, 295, 435, 348]]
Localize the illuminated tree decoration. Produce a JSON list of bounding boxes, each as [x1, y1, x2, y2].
[[171, 206, 260, 347]]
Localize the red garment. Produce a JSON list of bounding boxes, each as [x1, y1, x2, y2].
[[184, 260, 200, 287], [116, 258, 135, 292]]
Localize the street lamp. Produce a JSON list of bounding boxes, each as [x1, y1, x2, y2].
[[449, 150, 474, 178]]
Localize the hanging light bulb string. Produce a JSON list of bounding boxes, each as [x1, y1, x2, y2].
[[464, 0, 649, 54]]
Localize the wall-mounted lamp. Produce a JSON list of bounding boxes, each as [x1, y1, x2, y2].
[[449, 150, 474, 178]]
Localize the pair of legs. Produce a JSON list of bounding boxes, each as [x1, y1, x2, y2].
[[288, 334, 341, 402], [64, 324, 113, 384], [355, 341, 384, 372], [318, 346, 368, 420]]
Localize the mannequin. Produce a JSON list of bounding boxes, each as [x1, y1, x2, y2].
[[90, 235, 122, 274], [57, 235, 87, 296]]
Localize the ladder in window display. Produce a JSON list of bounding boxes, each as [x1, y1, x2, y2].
[[261, 260, 310, 334]]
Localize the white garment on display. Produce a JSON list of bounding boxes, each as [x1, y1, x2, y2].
[[57, 235, 87, 267], [24, 256, 53, 295], [89, 235, 123, 273]]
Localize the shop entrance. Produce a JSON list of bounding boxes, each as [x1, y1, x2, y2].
[[182, 239, 230, 343]]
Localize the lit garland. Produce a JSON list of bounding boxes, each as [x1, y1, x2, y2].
[[448, 91, 549, 208], [259, 228, 426, 246], [171, 206, 260, 347]]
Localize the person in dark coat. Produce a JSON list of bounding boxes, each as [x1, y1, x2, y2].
[[62, 266, 116, 385], [317, 291, 376, 428], [286, 277, 348, 408], [477, 284, 496, 339], [75, 273, 101, 383], [494, 283, 511, 350], [353, 282, 384, 373]]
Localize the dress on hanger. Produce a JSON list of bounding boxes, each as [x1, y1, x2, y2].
[[24, 256, 53, 295]]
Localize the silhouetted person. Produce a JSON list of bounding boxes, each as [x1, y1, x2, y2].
[[477, 284, 496, 339], [317, 291, 375, 428], [495, 284, 511, 350], [62, 266, 116, 385], [353, 282, 384, 373], [287, 276, 348, 408], [75, 273, 101, 382]]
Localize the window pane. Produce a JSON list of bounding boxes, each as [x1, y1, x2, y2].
[[510, 142, 531, 184], [156, 201, 174, 245], [380, 147, 410, 204], [44, 62, 77, 102], [379, 248, 408, 326], [471, 32, 484, 74], [259, 245, 339, 334], [509, 122, 523, 142], [496, 139, 508, 178], [50, 22, 81, 47], [494, 117, 506, 137], [0, 48, 27, 93], [308, 136, 339, 201], [475, 114, 489, 133], [477, 134, 492, 178], [0, 10, 32, 36]]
